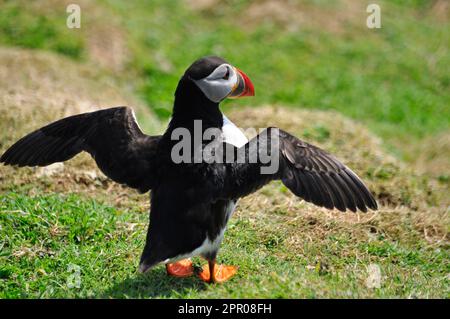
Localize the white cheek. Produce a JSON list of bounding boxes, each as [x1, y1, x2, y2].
[[193, 65, 238, 103], [194, 78, 233, 102]]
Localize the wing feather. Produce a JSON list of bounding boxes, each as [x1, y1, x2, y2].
[[1, 107, 160, 192], [223, 127, 377, 212]]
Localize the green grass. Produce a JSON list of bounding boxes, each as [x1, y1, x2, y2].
[[0, 192, 447, 298], [102, 0, 449, 140], [0, 0, 448, 299], [0, 1, 84, 59], [0, 192, 144, 298], [1, 0, 448, 141]]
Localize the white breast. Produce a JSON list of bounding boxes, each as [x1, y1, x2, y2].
[[221, 115, 246, 218], [222, 115, 248, 147]]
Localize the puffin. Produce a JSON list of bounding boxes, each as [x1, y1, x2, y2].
[[0, 56, 377, 283]]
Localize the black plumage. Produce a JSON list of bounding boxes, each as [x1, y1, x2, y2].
[[220, 128, 377, 213], [0, 56, 377, 282], [1, 107, 160, 192]]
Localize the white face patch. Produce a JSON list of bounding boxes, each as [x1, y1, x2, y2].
[[193, 63, 238, 103]]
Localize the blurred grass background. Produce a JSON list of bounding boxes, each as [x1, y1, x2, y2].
[[1, 0, 448, 145], [0, 0, 448, 298]]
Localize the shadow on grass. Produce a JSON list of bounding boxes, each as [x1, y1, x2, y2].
[[101, 266, 206, 298]]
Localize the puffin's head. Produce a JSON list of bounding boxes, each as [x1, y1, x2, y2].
[[184, 56, 255, 103]]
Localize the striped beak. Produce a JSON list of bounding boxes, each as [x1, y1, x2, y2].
[[228, 67, 255, 98]]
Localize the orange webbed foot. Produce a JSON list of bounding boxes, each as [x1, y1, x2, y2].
[[166, 259, 194, 277], [198, 262, 238, 283]]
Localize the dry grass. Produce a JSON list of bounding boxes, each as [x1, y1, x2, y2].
[[430, 0, 450, 22], [407, 132, 450, 178]]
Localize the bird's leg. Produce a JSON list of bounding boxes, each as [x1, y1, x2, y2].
[[208, 259, 216, 284], [165, 258, 194, 277], [198, 259, 238, 283]]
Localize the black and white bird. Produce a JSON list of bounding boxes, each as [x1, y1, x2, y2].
[[0, 56, 377, 283]]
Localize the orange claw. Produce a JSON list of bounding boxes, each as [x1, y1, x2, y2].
[[198, 261, 238, 283], [166, 259, 194, 277]]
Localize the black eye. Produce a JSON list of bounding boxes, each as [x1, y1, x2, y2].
[[222, 68, 230, 80]]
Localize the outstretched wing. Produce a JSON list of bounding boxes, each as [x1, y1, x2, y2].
[[222, 128, 377, 212], [0, 107, 160, 193]]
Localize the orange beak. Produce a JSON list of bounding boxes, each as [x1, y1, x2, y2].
[[228, 67, 255, 98]]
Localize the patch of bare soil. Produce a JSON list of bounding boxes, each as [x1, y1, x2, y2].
[[246, 0, 367, 33], [430, 0, 450, 22], [86, 23, 129, 72], [184, 0, 219, 11]]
